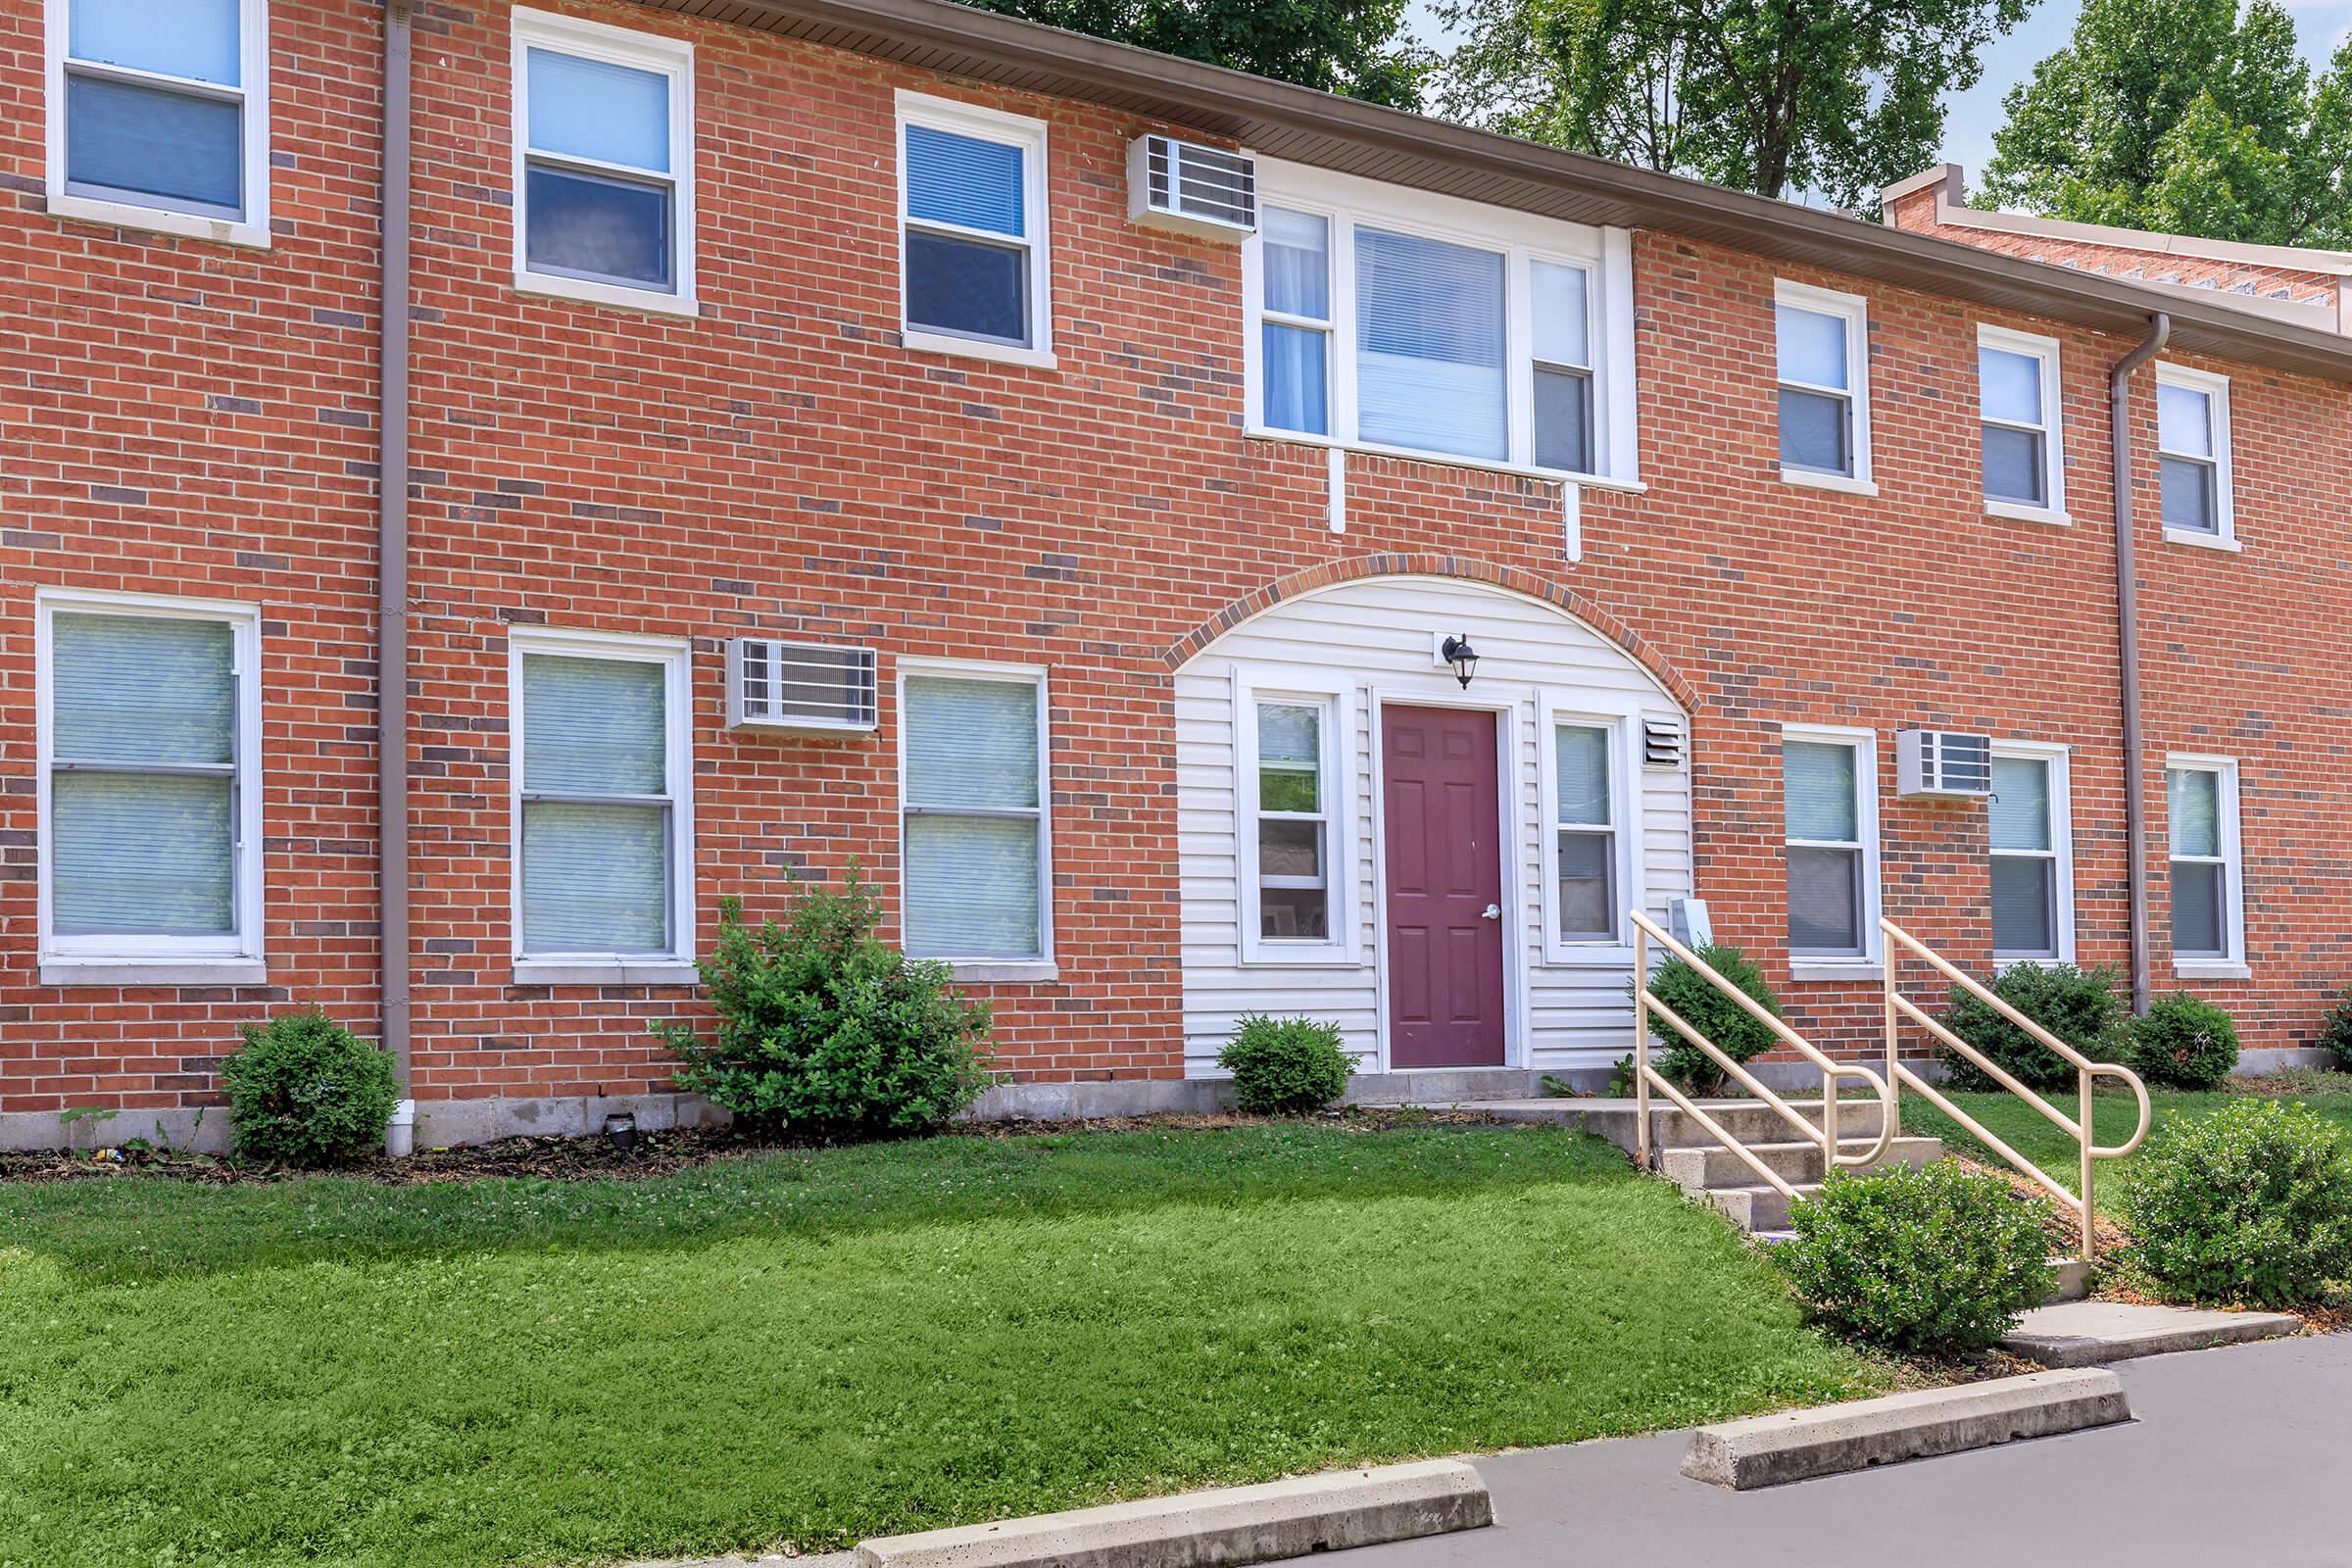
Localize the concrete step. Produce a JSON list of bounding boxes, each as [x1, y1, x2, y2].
[[1705, 1182, 1823, 1233], [1656, 1135, 1943, 1192], [1467, 1097, 1890, 1154]]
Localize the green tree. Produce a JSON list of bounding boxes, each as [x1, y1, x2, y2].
[[956, 0, 1426, 109], [1435, 0, 2031, 209], [1982, 0, 2352, 246]]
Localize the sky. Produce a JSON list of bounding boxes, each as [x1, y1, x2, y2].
[[1405, 0, 2352, 196]]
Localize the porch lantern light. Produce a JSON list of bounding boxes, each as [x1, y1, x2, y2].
[[1440, 634, 1481, 690]]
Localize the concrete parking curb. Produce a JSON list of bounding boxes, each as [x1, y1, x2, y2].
[[1681, 1368, 2131, 1490], [852, 1458, 1492, 1568]]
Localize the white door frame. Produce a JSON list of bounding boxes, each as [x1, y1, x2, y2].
[[1366, 684, 1529, 1074]]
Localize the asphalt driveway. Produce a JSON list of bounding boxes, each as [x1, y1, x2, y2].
[[1347, 1332, 2352, 1567]]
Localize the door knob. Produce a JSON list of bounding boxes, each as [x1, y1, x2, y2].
[[1481, 904, 1501, 920]]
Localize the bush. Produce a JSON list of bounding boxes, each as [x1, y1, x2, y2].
[[2319, 988, 2352, 1073], [654, 876, 993, 1141], [2117, 1099, 2352, 1307], [1774, 1161, 2057, 1355], [220, 1009, 400, 1167], [2118, 993, 2240, 1090], [1219, 1015, 1354, 1114], [1940, 961, 2124, 1091], [1636, 944, 1784, 1093]]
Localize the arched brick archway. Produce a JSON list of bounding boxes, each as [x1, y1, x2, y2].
[[1162, 554, 1699, 713]]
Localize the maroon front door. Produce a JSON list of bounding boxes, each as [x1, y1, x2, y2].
[[1382, 706, 1506, 1068]]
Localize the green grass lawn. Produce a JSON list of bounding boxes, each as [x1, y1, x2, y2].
[[1898, 1082, 2352, 1211], [0, 1122, 1877, 1568]]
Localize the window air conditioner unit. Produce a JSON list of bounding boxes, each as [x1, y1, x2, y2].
[[725, 640, 878, 734], [1128, 134, 1256, 240], [1895, 729, 1992, 799]]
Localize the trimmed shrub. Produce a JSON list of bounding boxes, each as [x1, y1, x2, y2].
[[2118, 1099, 2352, 1308], [1219, 1015, 1354, 1114], [2118, 993, 2240, 1090], [1636, 944, 1784, 1093], [2319, 988, 2352, 1073], [1940, 961, 2124, 1091], [654, 876, 993, 1141], [221, 1009, 400, 1167], [1775, 1161, 2057, 1355]]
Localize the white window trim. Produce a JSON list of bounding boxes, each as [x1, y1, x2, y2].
[[44, 0, 272, 248], [1537, 693, 1647, 965], [1235, 667, 1355, 967], [510, 9, 699, 318], [2155, 363, 2235, 550], [895, 91, 1055, 370], [1989, 740, 2075, 968], [2166, 753, 2247, 979], [1774, 280, 1875, 496], [1782, 722, 1882, 979], [1978, 324, 2070, 526], [898, 657, 1055, 981], [35, 587, 267, 986], [508, 626, 697, 986], [1243, 159, 1642, 489]]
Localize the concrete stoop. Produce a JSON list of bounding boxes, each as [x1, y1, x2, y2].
[[2000, 1300, 2303, 1366]]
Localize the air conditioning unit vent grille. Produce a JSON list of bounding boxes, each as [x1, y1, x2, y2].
[[1896, 729, 1993, 798], [726, 640, 878, 733], [1128, 134, 1256, 239]]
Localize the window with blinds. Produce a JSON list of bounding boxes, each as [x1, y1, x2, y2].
[[900, 97, 1049, 355], [512, 13, 692, 304], [2167, 762, 2237, 961], [1553, 723, 1616, 942], [514, 642, 685, 958], [2157, 368, 2231, 541], [57, 0, 260, 224], [1978, 328, 2063, 514], [1254, 700, 1331, 942], [42, 598, 260, 962], [1989, 753, 2061, 960], [1784, 734, 1871, 958], [902, 671, 1048, 961]]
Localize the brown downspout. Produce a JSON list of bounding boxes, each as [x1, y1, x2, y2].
[[2111, 313, 2170, 1017], [380, 0, 415, 1110]]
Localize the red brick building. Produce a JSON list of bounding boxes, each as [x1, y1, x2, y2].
[[4, 0, 2348, 1149]]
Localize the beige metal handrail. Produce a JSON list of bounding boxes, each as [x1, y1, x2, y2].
[[1881, 918, 2151, 1259], [1631, 910, 1895, 1197]]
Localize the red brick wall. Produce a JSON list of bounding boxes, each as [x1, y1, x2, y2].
[[6, 0, 2349, 1129]]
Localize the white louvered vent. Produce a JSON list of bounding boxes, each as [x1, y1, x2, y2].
[[725, 641, 878, 734], [1127, 134, 1256, 240], [1896, 729, 1993, 798], [1642, 715, 1685, 768]]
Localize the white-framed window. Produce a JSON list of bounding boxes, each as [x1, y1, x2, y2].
[[509, 628, 695, 980], [511, 8, 696, 316], [1237, 671, 1352, 964], [1782, 725, 1880, 969], [2166, 756, 2244, 974], [900, 662, 1052, 973], [1775, 280, 1873, 494], [1539, 703, 1643, 958], [2156, 364, 2233, 547], [45, 0, 271, 247], [36, 588, 265, 984], [1244, 160, 1639, 485], [1989, 742, 2074, 964], [1979, 324, 2067, 523], [896, 92, 1053, 368]]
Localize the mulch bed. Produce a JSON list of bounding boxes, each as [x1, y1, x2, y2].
[[0, 1105, 1502, 1188]]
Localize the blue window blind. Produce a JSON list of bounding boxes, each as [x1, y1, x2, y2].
[[2168, 768, 2219, 858], [1988, 757, 2050, 853], [1784, 741, 1857, 842], [49, 612, 238, 938], [904, 676, 1043, 959], [906, 124, 1024, 236], [518, 654, 672, 956], [63, 0, 246, 217], [1354, 226, 1506, 461], [527, 47, 670, 172], [71, 0, 239, 84]]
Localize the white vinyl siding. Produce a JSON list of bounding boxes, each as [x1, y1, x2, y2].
[[900, 664, 1051, 972], [1783, 726, 1880, 970], [1989, 745, 2073, 963], [1178, 576, 1689, 1075], [37, 590, 264, 982], [46, 0, 270, 246], [510, 629, 693, 979], [1246, 159, 1639, 485], [2156, 364, 2233, 547], [1979, 324, 2067, 523], [1775, 280, 1872, 493], [511, 9, 696, 316], [896, 92, 1053, 368], [2166, 757, 2244, 974]]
